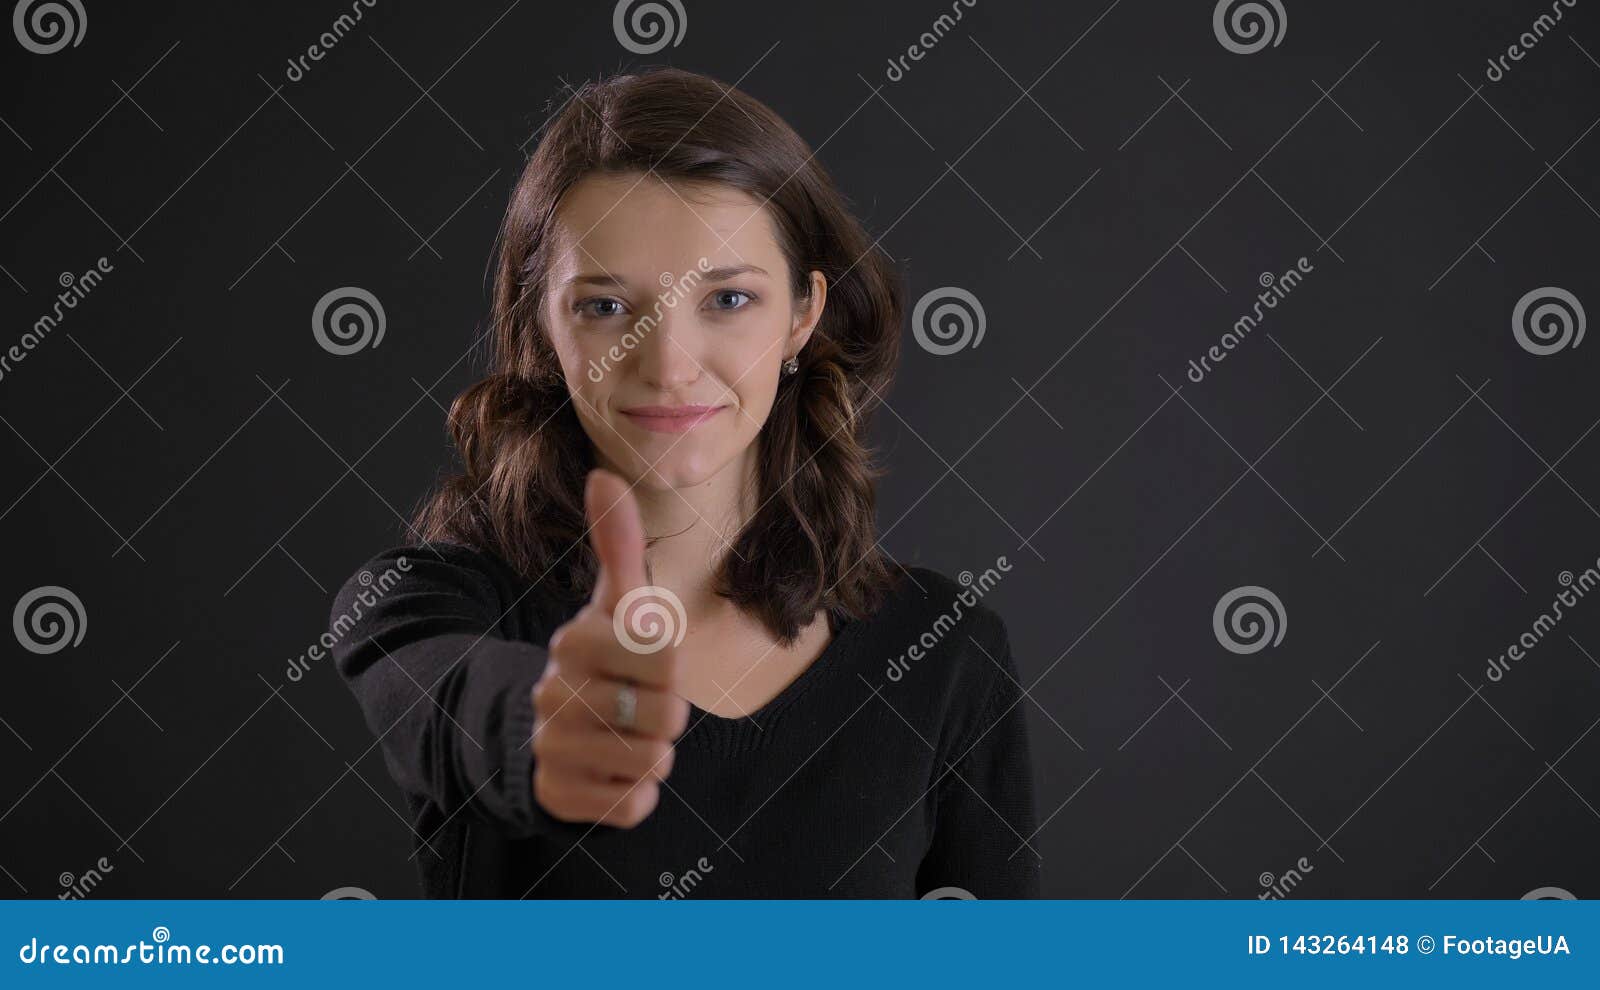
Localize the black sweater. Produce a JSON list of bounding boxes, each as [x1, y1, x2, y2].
[[329, 543, 1040, 898]]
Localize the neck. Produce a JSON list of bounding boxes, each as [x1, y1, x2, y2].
[[605, 448, 759, 613]]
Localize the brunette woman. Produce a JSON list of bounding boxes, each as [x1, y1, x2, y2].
[[331, 67, 1038, 898]]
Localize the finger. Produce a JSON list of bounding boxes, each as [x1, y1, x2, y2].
[[547, 614, 681, 691], [534, 765, 660, 828], [537, 678, 688, 738], [535, 726, 675, 782], [585, 469, 648, 613], [597, 778, 660, 828], [533, 670, 685, 738]]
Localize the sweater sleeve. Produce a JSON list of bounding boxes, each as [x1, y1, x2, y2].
[[328, 544, 584, 840], [915, 621, 1042, 899]]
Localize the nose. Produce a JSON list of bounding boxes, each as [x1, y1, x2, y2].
[[634, 313, 702, 391]]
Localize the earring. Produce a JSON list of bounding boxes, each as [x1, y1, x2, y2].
[[781, 356, 799, 376]]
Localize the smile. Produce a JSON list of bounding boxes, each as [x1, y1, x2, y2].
[[619, 404, 727, 434]]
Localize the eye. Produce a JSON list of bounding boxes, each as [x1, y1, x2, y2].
[[574, 296, 627, 319], [706, 289, 754, 312]]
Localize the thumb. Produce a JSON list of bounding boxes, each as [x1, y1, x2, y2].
[[585, 468, 648, 612]]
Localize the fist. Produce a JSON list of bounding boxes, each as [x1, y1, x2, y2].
[[531, 469, 690, 827]]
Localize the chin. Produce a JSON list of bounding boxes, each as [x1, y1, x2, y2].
[[619, 448, 731, 491]]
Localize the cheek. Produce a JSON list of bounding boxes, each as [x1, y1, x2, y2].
[[728, 362, 781, 426], [567, 370, 608, 418], [714, 316, 789, 412], [550, 326, 595, 376], [547, 330, 612, 417]]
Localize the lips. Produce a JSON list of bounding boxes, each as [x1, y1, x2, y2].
[[618, 404, 727, 434]]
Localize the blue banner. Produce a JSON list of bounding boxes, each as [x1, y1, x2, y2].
[[2, 900, 1592, 986]]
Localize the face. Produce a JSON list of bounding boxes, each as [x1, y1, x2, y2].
[[542, 173, 825, 492]]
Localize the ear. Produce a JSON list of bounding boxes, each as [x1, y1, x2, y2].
[[787, 270, 827, 359]]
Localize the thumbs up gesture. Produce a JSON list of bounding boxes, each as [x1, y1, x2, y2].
[[530, 469, 691, 827]]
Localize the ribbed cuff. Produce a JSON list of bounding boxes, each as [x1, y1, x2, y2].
[[501, 667, 606, 840]]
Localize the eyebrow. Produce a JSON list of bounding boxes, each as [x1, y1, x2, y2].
[[564, 263, 770, 289], [702, 264, 769, 281]]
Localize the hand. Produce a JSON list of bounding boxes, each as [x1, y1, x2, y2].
[[531, 469, 690, 827]]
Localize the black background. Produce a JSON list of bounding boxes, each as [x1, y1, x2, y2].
[[2, 0, 1597, 898]]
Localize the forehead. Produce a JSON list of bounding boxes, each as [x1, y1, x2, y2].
[[546, 172, 785, 281]]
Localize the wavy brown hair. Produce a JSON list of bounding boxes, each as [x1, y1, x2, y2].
[[414, 67, 904, 643]]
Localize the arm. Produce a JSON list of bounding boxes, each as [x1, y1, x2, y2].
[[916, 629, 1042, 898], [329, 545, 583, 839]]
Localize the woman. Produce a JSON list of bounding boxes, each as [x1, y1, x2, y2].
[[330, 67, 1038, 898]]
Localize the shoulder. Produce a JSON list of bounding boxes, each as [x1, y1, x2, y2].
[[878, 560, 1016, 667], [332, 541, 510, 603], [871, 560, 1021, 749], [329, 541, 562, 634]]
